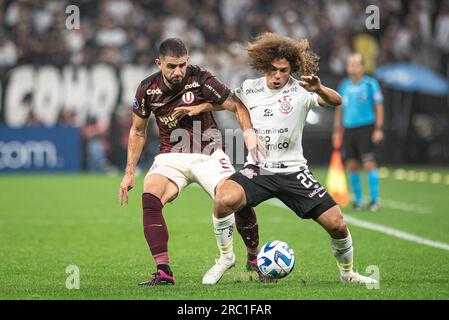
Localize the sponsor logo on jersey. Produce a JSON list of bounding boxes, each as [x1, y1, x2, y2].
[[318, 191, 327, 198], [249, 105, 258, 110], [263, 109, 273, 117], [204, 83, 222, 100], [150, 102, 165, 107], [255, 127, 288, 135], [246, 87, 264, 95], [146, 88, 162, 95], [132, 98, 139, 109], [265, 142, 289, 151], [240, 167, 258, 179], [235, 86, 243, 95], [140, 98, 147, 115], [282, 87, 298, 94], [184, 81, 200, 90], [278, 96, 293, 115], [159, 115, 178, 129], [308, 185, 325, 198], [182, 91, 195, 104]]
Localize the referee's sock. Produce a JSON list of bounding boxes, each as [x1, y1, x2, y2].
[[349, 172, 363, 204], [368, 169, 380, 203]]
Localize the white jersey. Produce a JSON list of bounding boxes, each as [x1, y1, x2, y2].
[[235, 76, 319, 173]]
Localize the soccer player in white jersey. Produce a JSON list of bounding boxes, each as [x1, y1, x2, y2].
[[175, 33, 377, 284]]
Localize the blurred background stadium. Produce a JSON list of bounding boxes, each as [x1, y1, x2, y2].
[[1, 0, 449, 174]]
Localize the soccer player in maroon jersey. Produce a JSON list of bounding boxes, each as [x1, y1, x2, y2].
[[118, 38, 267, 286]]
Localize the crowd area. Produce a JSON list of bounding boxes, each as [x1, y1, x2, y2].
[[1, 0, 449, 74], [1, 0, 448, 171]]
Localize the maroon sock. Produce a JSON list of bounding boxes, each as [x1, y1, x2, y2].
[[142, 193, 169, 265], [235, 206, 259, 255]]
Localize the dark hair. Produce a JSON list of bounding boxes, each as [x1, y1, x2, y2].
[[247, 32, 319, 76], [159, 38, 188, 57]]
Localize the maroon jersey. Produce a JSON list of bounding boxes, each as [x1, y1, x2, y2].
[[133, 65, 230, 154]]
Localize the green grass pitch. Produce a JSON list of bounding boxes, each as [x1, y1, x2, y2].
[[1, 167, 448, 299]]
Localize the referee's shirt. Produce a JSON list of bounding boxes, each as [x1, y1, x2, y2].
[[338, 75, 384, 129]]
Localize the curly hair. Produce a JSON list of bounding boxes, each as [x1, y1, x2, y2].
[[246, 32, 319, 76]]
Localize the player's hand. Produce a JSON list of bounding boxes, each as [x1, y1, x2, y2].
[[173, 102, 213, 119], [172, 106, 196, 119], [119, 173, 134, 206], [299, 75, 322, 93], [372, 128, 384, 145], [243, 128, 268, 163]]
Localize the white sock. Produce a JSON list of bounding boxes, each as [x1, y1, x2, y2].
[[331, 231, 354, 274], [212, 214, 235, 259]]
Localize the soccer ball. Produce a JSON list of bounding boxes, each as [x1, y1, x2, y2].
[[257, 240, 296, 279]]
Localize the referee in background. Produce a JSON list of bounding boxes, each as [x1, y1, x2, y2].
[[333, 53, 384, 212]]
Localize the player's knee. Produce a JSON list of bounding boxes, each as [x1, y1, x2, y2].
[[331, 215, 348, 239], [215, 191, 241, 215], [143, 185, 164, 200]]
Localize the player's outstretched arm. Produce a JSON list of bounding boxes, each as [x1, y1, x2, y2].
[[299, 75, 342, 107], [172, 102, 225, 119], [222, 94, 268, 162], [119, 113, 149, 206]]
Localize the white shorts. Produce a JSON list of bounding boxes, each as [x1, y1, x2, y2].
[[146, 149, 235, 199]]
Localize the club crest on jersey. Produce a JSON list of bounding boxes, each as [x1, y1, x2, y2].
[[182, 91, 195, 104], [240, 168, 258, 179], [278, 96, 293, 115]]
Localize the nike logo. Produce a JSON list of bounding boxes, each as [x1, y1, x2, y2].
[[318, 191, 327, 198], [249, 105, 258, 110]]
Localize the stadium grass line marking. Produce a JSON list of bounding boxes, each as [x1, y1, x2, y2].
[[359, 195, 433, 214], [351, 194, 433, 214], [377, 198, 432, 214], [265, 198, 449, 252]]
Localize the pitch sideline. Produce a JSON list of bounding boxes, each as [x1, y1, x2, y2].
[[265, 198, 449, 252]]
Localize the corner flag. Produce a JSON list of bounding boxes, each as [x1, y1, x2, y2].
[[326, 149, 349, 207]]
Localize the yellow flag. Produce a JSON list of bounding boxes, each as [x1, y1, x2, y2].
[[326, 150, 349, 207]]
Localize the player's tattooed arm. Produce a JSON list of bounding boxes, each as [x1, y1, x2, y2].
[[119, 113, 149, 205], [299, 75, 342, 107]]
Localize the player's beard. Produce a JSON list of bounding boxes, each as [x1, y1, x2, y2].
[[167, 76, 183, 91]]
